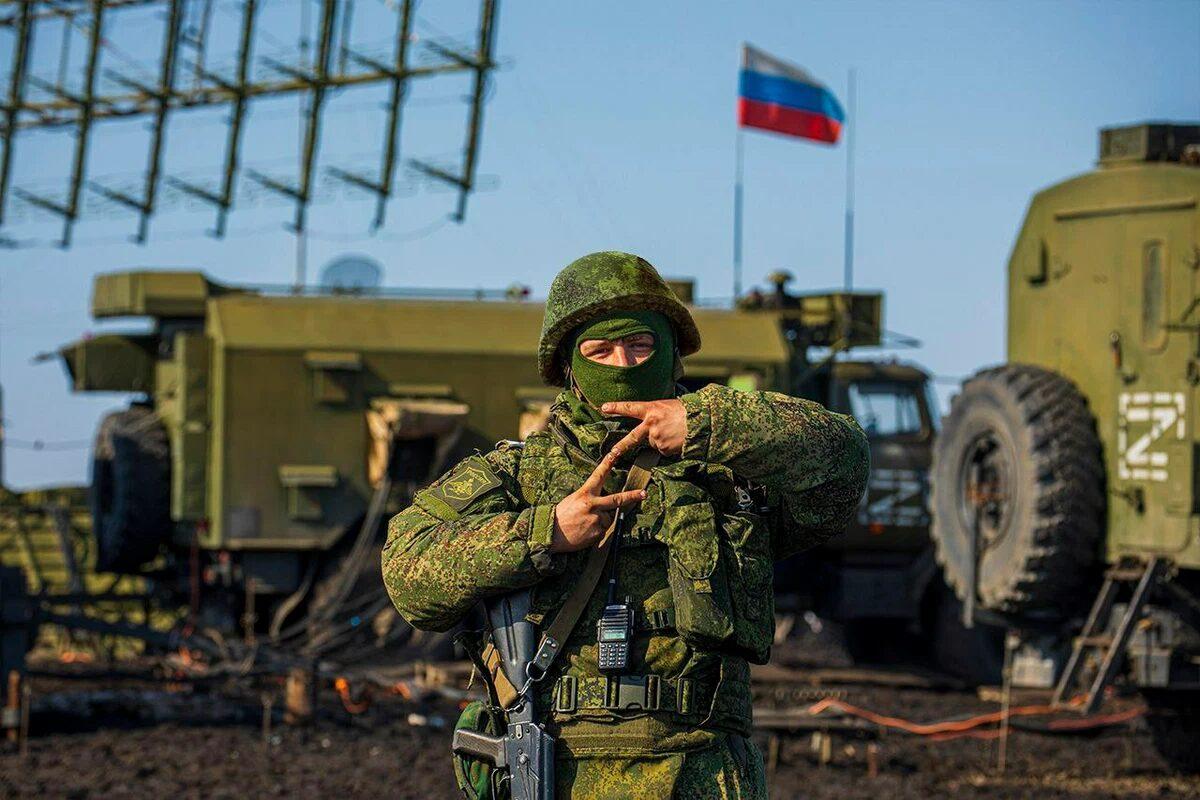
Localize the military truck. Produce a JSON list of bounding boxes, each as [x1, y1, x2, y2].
[[51, 267, 993, 674], [931, 122, 1200, 769]]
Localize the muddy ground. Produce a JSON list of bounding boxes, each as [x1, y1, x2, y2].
[[2, 642, 1197, 800]]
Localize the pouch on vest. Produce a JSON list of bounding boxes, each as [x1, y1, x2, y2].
[[664, 498, 736, 650], [451, 700, 508, 800], [719, 511, 774, 664], [661, 474, 776, 664]]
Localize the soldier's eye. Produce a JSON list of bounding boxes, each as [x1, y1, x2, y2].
[[627, 335, 655, 352], [579, 340, 612, 358]]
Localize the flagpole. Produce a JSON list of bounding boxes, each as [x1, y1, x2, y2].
[[843, 67, 856, 291], [733, 127, 745, 302]]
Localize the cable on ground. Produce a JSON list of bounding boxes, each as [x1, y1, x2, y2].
[[804, 696, 1144, 741]]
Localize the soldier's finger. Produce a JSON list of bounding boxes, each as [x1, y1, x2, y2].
[[601, 401, 651, 419], [581, 448, 621, 493], [591, 489, 648, 510], [611, 421, 650, 457]]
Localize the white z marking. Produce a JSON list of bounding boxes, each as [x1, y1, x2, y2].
[[1117, 391, 1186, 483], [858, 468, 928, 528]]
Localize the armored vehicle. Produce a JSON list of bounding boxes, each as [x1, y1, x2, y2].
[[51, 268, 990, 674], [931, 122, 1200, 769]]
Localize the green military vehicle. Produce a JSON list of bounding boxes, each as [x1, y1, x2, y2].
[[50, 267, 991, 674], [931, 122, 1200, 769]]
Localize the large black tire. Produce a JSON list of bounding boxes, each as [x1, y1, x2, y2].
[[927, 582, 1005, 685], [0, 566, 37, 677], [90, 406, 172, 573], [1143, 690, 1200, 773], [930, 365, 1105, 620], [842, 619, 919, 668]]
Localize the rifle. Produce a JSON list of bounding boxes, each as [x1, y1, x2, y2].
[[452, 588, 555, 800]]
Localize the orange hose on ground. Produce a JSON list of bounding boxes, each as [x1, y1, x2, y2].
[[803, 695, 1138, 740], [805, 697, 1063, 735], [334, 677, 372, 714], [1045, 707, 1143, 730]]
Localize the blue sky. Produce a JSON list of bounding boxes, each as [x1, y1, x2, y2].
[[2, 0, 1199, 488]]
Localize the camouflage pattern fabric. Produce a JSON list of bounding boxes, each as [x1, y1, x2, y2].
[[555, 735, 768, 799], [538, 252, 701, 385], [382, 383, 868, 793], [678, 384, 871, 558]]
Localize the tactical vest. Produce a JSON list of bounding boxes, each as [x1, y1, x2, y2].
[[504, 424, 776, 757]]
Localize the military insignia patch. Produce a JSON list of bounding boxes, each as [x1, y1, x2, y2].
[[428, 456, 503, 512]]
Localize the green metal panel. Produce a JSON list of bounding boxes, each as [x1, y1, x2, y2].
[[1008, 154, 1200, 568], [59, 334, 156, 393], [207, 295, 542, 354], [91, 270, 239, 319], [1099, 124, 1200, 166], [202, 339, 227, 550], [207, 346, 542, 550], [172, 332, 210, 522], [688, 308, 791, 363], [279, 464, 340, 522], [791, 291, 882, 348]]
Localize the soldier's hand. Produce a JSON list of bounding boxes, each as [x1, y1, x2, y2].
[[550, 444, 647, 553], [601, 399, 687, 457]]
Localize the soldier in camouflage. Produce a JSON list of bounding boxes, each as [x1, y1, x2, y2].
[[383, 251, 870, 798]]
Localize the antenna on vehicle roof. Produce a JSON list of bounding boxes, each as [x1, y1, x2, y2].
[[319, 255, 384, 294]]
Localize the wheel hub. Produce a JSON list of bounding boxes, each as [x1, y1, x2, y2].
[[959, 429, 1013, 552]]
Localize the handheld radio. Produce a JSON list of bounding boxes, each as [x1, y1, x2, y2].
[[596, 509, 635, 673]]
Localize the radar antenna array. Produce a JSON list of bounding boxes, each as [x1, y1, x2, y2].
[[0, 0, 499, 248]]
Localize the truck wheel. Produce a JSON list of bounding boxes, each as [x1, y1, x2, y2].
[[930, 365, 1104, 619], [842, 619, 916, 667], [927, 582, 1005, 685], [90, 406, 172, 573], [1143, 690, 1200, 773], [0, 566, 37, 676]]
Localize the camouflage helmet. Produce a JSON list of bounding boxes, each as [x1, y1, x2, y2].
[[539, 251, 701, 385]]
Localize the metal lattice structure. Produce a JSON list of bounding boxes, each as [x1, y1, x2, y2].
[[0, 0, 498, 247]]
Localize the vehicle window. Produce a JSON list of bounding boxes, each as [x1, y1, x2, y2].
[[924, 382, 942, 432], [847, 380, 925, 437]]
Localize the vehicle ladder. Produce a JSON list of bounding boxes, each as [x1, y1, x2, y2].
[[1052, 556, 1166, 714]]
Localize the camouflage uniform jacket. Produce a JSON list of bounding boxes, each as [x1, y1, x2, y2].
[[382, 383, 869, 758]]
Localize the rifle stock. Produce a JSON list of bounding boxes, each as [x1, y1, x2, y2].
[[479, 589, 556, 800]]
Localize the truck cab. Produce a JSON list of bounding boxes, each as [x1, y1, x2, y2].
[[828, 360, 935, 553]]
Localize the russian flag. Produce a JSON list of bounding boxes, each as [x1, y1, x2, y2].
[[738, 44, 845, 145]]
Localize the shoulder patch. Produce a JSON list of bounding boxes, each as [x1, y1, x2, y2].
[[427, 455, 504, 512]]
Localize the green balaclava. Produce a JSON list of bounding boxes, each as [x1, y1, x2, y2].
[[568, 310, 676, 408]]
